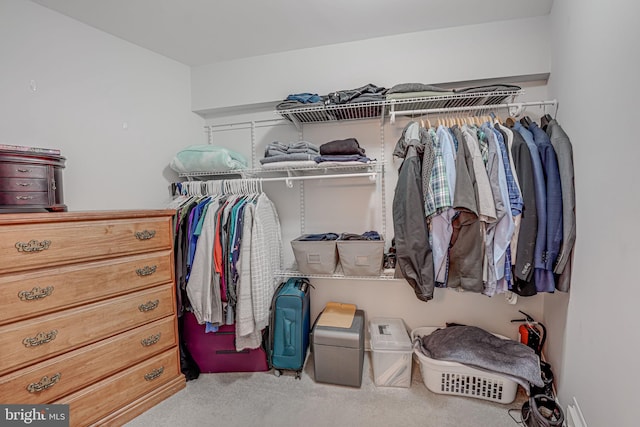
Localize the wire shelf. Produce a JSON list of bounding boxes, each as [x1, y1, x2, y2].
[[178, 161, 383, 179], [275, 89, 524, 124]]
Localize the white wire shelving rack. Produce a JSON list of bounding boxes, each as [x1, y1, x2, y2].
[[178, 87, 559, 281], [275, 89, 525, 127]]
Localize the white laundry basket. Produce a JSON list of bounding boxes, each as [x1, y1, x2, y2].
[[411, 327, 519, 404]]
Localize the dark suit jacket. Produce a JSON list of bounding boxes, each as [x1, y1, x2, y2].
[[510, 130, 538, 296]]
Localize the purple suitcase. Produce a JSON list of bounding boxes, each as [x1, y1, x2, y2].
[[182, 312, 269, 373]]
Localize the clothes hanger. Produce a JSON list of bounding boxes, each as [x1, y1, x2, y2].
[[520, 115, 532, 128]]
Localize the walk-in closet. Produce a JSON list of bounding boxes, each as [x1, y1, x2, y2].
[[1, 1, 636, 426]]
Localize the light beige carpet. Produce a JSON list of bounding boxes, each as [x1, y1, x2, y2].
[[125, 352, 527, 427]]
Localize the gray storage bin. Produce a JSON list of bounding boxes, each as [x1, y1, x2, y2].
[[291, 236, 338, 275], [312, 309, 365, 387], [337, 239, 384, 276]]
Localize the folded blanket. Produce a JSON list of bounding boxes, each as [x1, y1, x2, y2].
[[170, 145, 247, 173], [259, 153, 317, 164], [419, 325, 543, 392], [386, 83, 450, 94], [386, 91, 455, 100], [260, 160, 318, 169]]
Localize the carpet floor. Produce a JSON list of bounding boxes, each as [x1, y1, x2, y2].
[[125, 352, 527, 427]]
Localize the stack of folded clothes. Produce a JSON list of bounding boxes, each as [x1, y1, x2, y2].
[[260, 140, 320, 169], [315, 138, 372, 165]]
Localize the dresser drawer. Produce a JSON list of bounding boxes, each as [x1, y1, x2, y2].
[[0, 191, 49, 206], [56, 348, 180, 427], [0, 216, 172, 274], [0, 284, 175, 375], [0, 162, 48, 178], [0, 251, 174, 325], [0, 316, 177, 404]]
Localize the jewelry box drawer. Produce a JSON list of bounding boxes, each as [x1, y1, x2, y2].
[[0, 316, 177, 404], [1, 177, 50, 192], [0, 191, 49, 206], [0, 250, 174, 325], [0, 284, 175, 375], [55, 348, 180, 427], [0, 163, 48, 179], [0, 216, 172, 274]]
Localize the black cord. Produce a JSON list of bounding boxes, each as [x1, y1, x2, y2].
[[508, 408, 524, 426]]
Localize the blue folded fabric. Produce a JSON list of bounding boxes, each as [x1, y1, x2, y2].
[[286, 93, 323, 103], [297, 233, 339, 241]]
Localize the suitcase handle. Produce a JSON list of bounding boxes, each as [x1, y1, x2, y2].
[[216, 349, 250, 355]]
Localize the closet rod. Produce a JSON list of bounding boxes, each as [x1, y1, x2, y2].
[[259, 172, 377, 188], [389, 99, 558, 124]]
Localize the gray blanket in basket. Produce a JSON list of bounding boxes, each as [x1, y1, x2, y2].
[[419, 326, 544, 392]]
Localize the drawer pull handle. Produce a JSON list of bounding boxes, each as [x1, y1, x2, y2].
[[136, 265, 157, 276], [18, 286, 54, 301], [141, 332, 162, 347], [17, 168, 32, 173], [15, 240, 51, 253], [135, 230, 156, 240], [27, 373, 61, 393], [138, 299, 159, 312], [17, 182, 32, 187], [144, 366, 164, 381], [23, 330, 58, 347], [16, 195, 34, 200]]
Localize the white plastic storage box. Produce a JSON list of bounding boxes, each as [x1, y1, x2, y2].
[[369, 317, 413, 388], [411, 327, 518, 404], [291, 236, 338, 275], [336, 239, 384, 276]]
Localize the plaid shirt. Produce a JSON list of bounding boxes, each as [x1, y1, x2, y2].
[[494, 129, 523, 216], [424, 128, 452, 219]]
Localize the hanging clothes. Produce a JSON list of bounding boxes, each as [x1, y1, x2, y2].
[[392, 121, 435, 301], [546, 119, 576, 292], [172, 181, 283, 351], [392, 114, 574, 299]]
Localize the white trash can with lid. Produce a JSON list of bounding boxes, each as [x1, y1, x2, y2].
[[369, 317, 413, 387]]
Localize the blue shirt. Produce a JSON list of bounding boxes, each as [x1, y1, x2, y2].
[[529, 122, 563, 274]]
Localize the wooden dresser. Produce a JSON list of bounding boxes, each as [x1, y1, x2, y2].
[[0, 210, 185, 426]]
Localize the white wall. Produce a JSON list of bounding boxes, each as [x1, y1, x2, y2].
[[0, 0, 205, 211], [546, 0, 640, 425], [192, 16, 551, 114]]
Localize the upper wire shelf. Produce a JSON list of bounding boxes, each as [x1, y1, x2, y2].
[[178, 161, 383, 180], [275, 89, 524, 125]]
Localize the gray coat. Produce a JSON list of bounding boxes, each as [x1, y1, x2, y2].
[[547, 119, 576, 292], [392, 122, 435, 301]]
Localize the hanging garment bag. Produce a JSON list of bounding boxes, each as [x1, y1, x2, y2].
[[268, 277, 311, 379]]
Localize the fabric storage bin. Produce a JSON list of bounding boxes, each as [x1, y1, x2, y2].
[[291, 235, 338, 275], [411, 327, 518, 404], [336, 239, 384, 276], [369, 317, 413, 387], [312, 309, 365, 387]]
